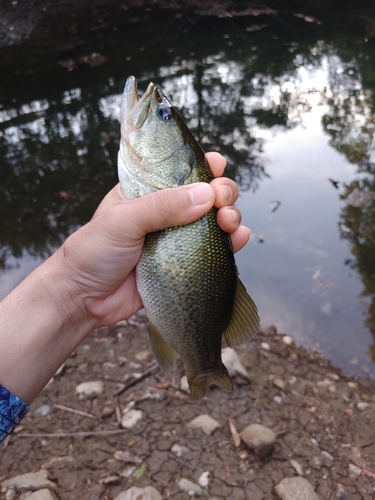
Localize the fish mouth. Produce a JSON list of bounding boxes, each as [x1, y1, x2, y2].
[[122, 76, 172, 129], [122, 76, 157, 129]]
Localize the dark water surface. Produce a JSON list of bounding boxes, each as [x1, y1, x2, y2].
[[1, 6, 375, 377]]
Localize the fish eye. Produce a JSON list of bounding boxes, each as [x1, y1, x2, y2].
[[158, 105, 173, 121]]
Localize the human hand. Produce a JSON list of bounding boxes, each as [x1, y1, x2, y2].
[[61, 152, 250, 327]]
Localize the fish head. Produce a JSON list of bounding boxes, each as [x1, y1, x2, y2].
[[118, 76, 199, 198]]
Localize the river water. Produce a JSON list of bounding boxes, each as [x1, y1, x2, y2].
[[1, 6, 375, 377]]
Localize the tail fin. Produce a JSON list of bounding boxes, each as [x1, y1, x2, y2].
[[188, 364, 234, 399]]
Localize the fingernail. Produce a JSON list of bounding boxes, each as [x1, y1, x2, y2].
[[188, 183, 213, 206], [222, 185, 232, 203], [231, 208, 239, 225]]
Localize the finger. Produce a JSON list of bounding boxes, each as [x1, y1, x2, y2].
[[216, 206, 241, 232], [229, 225, 251, 254], [210, 177, 239, 208], [205, 152, 227, 177], [115, 183, 215, 240]]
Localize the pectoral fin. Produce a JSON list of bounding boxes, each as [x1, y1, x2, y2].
[[223, 276, 260, 347], [148, 321, 176, 370]]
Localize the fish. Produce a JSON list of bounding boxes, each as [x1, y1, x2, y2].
[[118, 76, 259, 399]]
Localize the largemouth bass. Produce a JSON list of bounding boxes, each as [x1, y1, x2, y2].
[[118, 76, 259, 399]]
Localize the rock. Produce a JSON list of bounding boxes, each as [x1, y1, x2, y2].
[[19, 489, 56, 500], [273, 396, 283, 404], [180, 376, 190, 393], [5, 490, 16, 500], [178, 478, 202, 496], [348, 463, 362, 478], [121, 409, 143, 429], [113, 486, 163, 500], [275, 477, 319, 500], [101, 404, 115, 419], [75, 381, 103, 398], [240, 423, 276, 459], [1, 470, 55, 491], [261, 342, 270, 350], [198, 471, 211, 488], [282, 335, 293, 345], [321, 450, 334, 467], [221, 347, 249, 379], [34, 404, 51, 416], [187, 414, 221, 435], [272, 378, 286, 390], [356, 402, 369, 411], [171, 444, 191, 458], [290, 459, 303, 476], [135, 350, 151, 361]]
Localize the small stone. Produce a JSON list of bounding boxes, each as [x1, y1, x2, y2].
[[180, 376, 190, 393], [240, 423, 276, 459], [290, 459, 303, 476], [5, 491, 16, 500], [121, 410, 143, 429], [273, 378, 285, 390], [19, 489, 55, 500], [113, 486, 163, 500], [261, 342, 270, 350], [101, 405, 115, 419], [356, 402, 369, 411], [347, 381, 357, 390], [348, 463, 362, 478], [221, 347, 249, 379], [171, 444, 191, 458], [275, 477, 319, 500], [135, 350, 151, 361], [198, 471, 211, 488], [282, 335, 293, 345], [273, 396, 283, 405], [1, 470, 55, 491], [321, 450, 334, 467], [178, 478, 202, 496], [34, 405, 51, 416], [75, 381, 103, 398], [120, 466, 136, 478], [187, 414, 220, 435]]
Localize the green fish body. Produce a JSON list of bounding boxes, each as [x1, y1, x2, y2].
[[118, 76, 259, 398]]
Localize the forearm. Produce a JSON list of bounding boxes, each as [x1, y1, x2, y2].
[[0, 246, 97, 405]]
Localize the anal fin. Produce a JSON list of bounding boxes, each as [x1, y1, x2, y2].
[[223, 276, 260, 347], [148, 321, 176, 370]]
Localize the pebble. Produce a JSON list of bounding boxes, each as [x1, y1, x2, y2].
[[273, 396, 283, 405], [348, 463, 362, 478], [178, 478, 202, 496], [356, 402, 369, 411], [121, 409, 143, 429], [272, 378, 286, 390], [261, 342, 270, 350], [275, 477, 319, 500], [180, 376, 190, 393], [34, 404, 51, 416], [187, 414, 220, 435], [75, 381, 104, 398], [1, 470, 55, 491], [240, 423, 276, 459], [19, 489, 55, 500], [198, 471, 211, 488], [171, 444, 190, 458], [221, 347, 249, 379], [282, 335, 293, 345], [290, 459, 303, 476], [113, 486, 163, 500]]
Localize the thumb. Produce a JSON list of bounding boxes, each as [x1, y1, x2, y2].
[[122, 182, 215, 239]]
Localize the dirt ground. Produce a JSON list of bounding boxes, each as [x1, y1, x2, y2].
[[1, 315, 375, 499]]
